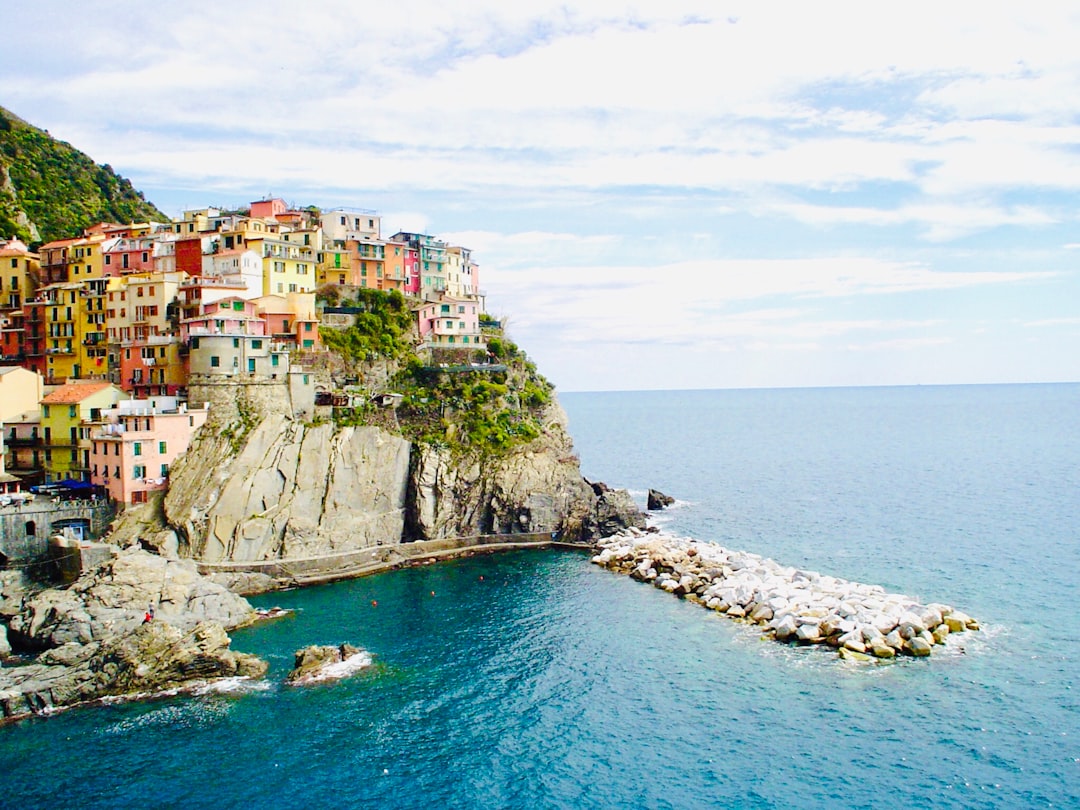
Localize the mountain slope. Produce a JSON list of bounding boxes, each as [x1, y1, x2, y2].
[[0, 105, 166, 245]]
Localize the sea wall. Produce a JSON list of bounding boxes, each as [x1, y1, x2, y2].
[[592, 529, 979, 660]]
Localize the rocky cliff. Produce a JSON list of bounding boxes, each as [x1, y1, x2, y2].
[[161, 393, 643, 570]]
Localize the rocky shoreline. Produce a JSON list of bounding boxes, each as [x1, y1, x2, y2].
[[0, 547, 264, 722], [592, 529, 980, 660]]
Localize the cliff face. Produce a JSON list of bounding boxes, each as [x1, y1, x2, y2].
[[165, 415, 412, 562], [162, 396, 642, 566]]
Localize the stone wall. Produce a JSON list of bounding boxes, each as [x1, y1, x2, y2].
[[0, 499, 116, 563]]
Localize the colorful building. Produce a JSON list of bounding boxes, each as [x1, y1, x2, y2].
[[253, 293, 321, 351], [391, 232, 448, 300], [40, 381, 125, 482], [415, 295, 485, 350], [1, 367, 45, 493], [89, 397, 209, 504], [0, 239, 39, 312]]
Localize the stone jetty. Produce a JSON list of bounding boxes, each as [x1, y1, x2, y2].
[[592, 529, 979, 660]]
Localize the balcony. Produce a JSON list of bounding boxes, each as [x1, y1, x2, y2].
[[5, 436, 42, 448]]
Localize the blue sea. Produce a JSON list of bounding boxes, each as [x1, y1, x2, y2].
[[1, 384, 1078, 809]]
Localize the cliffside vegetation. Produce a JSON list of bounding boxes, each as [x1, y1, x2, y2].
[[316, 288, 554, 456], [0, 105, 166, 245], [316, 287, 414, 361]]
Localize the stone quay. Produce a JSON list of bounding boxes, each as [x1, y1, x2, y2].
[[592, 529, 979, 660]]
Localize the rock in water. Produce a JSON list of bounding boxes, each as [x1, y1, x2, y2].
[[647, 489, 675, 510], [287, 643, 372, 685]]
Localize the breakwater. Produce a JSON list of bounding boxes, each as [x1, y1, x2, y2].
[[592, 529, 979, 659]]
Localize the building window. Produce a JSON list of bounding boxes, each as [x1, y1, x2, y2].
[[133, 465, 145, 479], [210, 356, 220, 368], [134, 442, 142, 456], [252, 340, 262, 349], [158, 441, 167, 454], [160, 463, 169, 477], [69, 405, 76, 418], [25, 521, 35, 537]]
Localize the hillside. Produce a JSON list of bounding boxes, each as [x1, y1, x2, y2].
[[0, 105, 166, 245]]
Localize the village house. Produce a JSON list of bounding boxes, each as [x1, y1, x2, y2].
[[39, 380, 125, 483], [89, 396, 209, 504]]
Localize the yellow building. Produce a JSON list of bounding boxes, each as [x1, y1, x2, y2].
[[38, 282, 82, 383], [245, 233, 317, 296], [0, 239, 39, 311], [65, 234, 111, 281], [0, 366, 43, 421], [40, 381, 124, 482], [317, 247, 354, 287], [105, 272, 185, 395]]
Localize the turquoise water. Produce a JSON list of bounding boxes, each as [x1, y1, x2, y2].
[[1, 384, 1078, 809]]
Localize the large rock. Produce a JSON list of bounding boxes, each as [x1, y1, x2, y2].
[[286, 643, 371, 685], [647, 489, 675, 510], [6, 547, 256, 651], [0, 620, 266, 720]]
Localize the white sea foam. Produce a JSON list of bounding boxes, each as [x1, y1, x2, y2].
[[291, 651, 374, 685]]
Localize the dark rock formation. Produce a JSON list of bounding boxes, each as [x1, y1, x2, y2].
[[647, 489, 675, 510], [5, 547, 255, 652]]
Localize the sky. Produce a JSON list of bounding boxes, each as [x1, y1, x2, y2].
[[2, 1, 1079, 392]]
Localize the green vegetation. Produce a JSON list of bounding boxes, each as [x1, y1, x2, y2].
[[317, 288, 414, 361], [316, 288, 553, 455], [392, 338, 553, 455], [0, 106, 167, 245]]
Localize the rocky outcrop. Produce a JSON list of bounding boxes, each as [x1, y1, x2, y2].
[[0, 621, 266, 720], [647, 489, 675, 510], [286, 643, 371, 685], [165, 398, 643, 568], [407, 402, 643, 541], [592, 529, 980, 660], [5, 547, 255, 651]]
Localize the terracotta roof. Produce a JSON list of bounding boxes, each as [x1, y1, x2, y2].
[[41, 381, 114, 404]]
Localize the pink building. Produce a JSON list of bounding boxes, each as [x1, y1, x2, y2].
[[415, 295, 485, 349], [102, 238, 157, 276], [249, 198, 287, 219], [89, 397, 209, 505], [180, 296, 268, 342]]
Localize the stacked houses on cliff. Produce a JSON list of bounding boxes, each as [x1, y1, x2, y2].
[[0, 200, 486, 557]]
